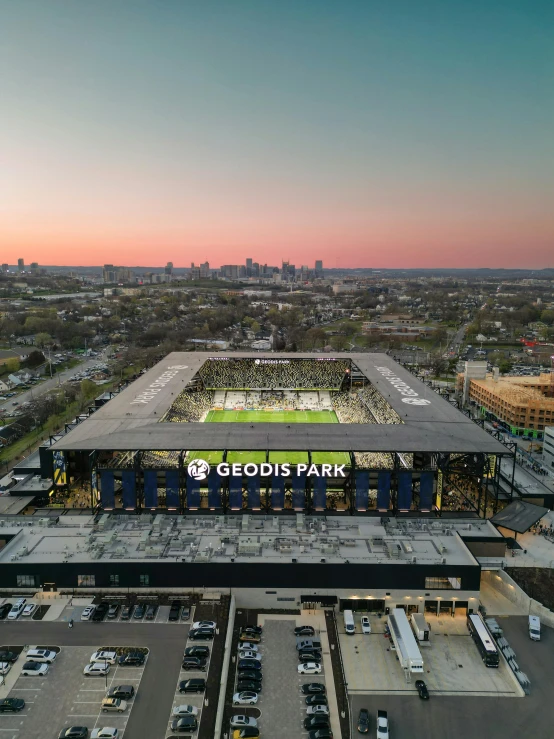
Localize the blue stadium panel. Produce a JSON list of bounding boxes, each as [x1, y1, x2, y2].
[[100, 469, 115, 509], [121, 470, 136, 509], [355, 470, 370, 511], [377, 471, 391, 510], [229, 475, 243, 510], [207, 469, 220, 508], [247, 477, 261, 510], [166, 470, 180, 509], [271, 476, 285, 510], [312, 476, 326, 510], [397, 471, 413, 511], [143, 470, 158, 508], [292, 473, 306, 510], [419, 471, 434, 511], [186, 474, 200, 509]]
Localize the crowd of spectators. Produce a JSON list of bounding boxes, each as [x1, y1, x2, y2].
[[162, 390, 214, 422], [332, 392, 375, 424], [358, 385, 402, 424], [354, 452, 395, 469], [199, 358, 350, 389]]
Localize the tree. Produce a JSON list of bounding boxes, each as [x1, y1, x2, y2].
[[24, 350, 46, 368], [430, 356, 447, 378], [331, 334, 349, 351], [4, 358, 19, 374], [540, 310, 554, 326]]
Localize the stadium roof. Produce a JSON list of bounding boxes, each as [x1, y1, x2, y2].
[[52, 352, 508, 454]]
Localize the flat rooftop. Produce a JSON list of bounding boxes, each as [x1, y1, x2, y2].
[[51, 352, 507, 455], [0, 514, 499, 567]]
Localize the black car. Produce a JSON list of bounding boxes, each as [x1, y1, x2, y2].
[[169, 601, 181, 621], [295, 625, 315, 636], [299, 651, 322, 662], [0, 698, 25, 713], [243, 624, 262, 634], [145, 604, 158, 620], [189, 628, 214, 641], [120, 605, 131, 620], [308, 730, 333, 739], [415, 679, 430, 700], [58, 729, 89, 739], [184, 646, 210, 659], [306, 694, 328, 706], [238, 670, 262, 682], [237, 659, 261, 671], [234, 729, 260, 738], [182, 657, 206, 671], [133, 604, 146, 620], [0, 651, 18, 663], [304, 716, 330, 730], [107, 604, 120, 619], [237, 680, 262, 693], [357, 708, 370, 734], [118, 651, 145, 666], [179, 678, 206, 694], [106, 685, 135, 700], [302, 683, 326, 695], [171, 716, 198, 733], [0, 604, 12, 620], [92, 602, 109, 622]]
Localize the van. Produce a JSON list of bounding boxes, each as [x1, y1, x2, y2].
[[528, 615, 541, 641], [26, 649, 57, 664], [8, 598, 26, 620], [344, 609, 355, 635]]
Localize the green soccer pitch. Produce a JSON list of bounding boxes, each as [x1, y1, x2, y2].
[[205, 409, 339, 424]]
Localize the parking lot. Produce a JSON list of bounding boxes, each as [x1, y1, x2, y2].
[[64, 600, 196, 626], [339, 611, 519, 697]]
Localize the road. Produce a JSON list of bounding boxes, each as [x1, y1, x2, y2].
[[0, 349, 110, 415]]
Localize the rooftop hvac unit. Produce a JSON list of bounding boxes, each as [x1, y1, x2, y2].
[[411, 555, 417, 564], [441, 557, 446, 564]]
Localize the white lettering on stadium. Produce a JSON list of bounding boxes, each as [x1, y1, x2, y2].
[[374, 366, 431, 405], [187, 460, 346, 480], [130, 365, 188, 405]]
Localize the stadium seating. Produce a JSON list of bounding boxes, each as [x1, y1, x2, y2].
[[162, 390, 214, 422], [198, 358, 350, 389]]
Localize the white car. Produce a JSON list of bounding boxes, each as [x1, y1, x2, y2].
[[307, 705, 330, 716], [298, 662, 322, 675], [22, 603, 37, 617], [172, 705, 199, 717], [238, 650, 261, 661], [361, 616, 372, 635], [230, 716, 258, 729], [84, 662, 111, 677], [81, 606, 96, 621], [21, 662, 49, 676], [0, 662, 11, 676], [237, 642, 258, 652], [233, 691, 259, 705], [192, 620, 216, 630], [101, 698, 128, 713], [91, 729, 118, 739], [91, 651, 117, 665]]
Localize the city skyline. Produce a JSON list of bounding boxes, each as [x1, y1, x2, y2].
[[2, 0, 553, 269]]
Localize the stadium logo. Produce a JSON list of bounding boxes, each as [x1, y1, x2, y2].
[[402, 397, 431, 405], [131, 365, 189, 405], [374, 366, 431, 404], [254, 358, 290, 365], [187, 459, 210, 480]]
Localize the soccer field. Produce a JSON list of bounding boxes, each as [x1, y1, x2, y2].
[[205, 409, 339, 424]]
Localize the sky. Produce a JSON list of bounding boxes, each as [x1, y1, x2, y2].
[[1, 0, 553, 269]]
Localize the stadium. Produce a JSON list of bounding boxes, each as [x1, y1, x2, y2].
[[48, 352, 509, 517]]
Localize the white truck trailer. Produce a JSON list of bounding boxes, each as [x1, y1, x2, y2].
[[387, 608, 424, 673], [410, 612, 430, 644], [343, 609, 355, 635]]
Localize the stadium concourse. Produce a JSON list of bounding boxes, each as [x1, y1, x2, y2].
[[47, 352, 511, 518]]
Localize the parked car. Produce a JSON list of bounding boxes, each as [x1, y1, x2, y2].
[[236, 642, 258, 652], [8, 598, 26, 620], [237, 681, 262, 693], [90, 651, 117, 665], [58, 729, 89, 739], [182, 656, 206, 671], [0, 664, 12, 677], [232, 730, 260, 739], [101, 698, 127, 713], [0, 698, 25, 713], [22, 603, 37, 617], [172, 704, 199, 717], [192, 620, 216, 630], [302, 683, 326, 695], [90, 730, 118, 739], [307, 705, 330, 716], [298, 663, 322, 675], [178, 679, 206, 694], [25, 649, 57, 664], [361, 617, 371, 635], [184, 646, 210, 659], [84, 663, 110, 677], [107, 605, 120, 619], [308, 730, 333, 739], [132, 604, 145, 620], [230, 716, 258, 729], [238, 650, 261, 661], [0, 650, 18, 663], [145, 604, 158, 620], [181, 606, 191, 620], [21, 662, 49, 676], [237, 659, 262, 671], [170, 717, 198, 733], [237, 670, 262, 682], [295, 625, 315, 636], [106, 685, 134, 700], [239, 632, 260, 643], [118, 652, 145, 667], [0, 604, 12, 620], [299, 651, 322, 662], [120, 605, 131, 620], [306, 694, 328, 706], [243, 624, 262, 634], [81, 605, 95, 621], [189, 628, 214, 641], [169, 601, 181, 621], [415, 680, 429, 700], [357, 708, 370, 733], [92, 603, 109, 622], [233, 691, 258, 705], [304, 716, 330, 730]]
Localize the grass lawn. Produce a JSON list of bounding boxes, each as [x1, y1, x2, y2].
[[311, 451, 351, 466], [205, 409, 338, 424], [226, 450, 266, 465], [269, 451, 309, 465]]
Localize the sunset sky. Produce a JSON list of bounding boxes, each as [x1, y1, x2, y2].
[[1, 0, 553, 269]]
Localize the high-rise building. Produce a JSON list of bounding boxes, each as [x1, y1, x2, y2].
[[30, 262, 39, 273], [1, 264, 8, 273], [164, 262, 173, 276], [200, 261, 210, 279], [17, 258, 24, 271], [315, 260, 323, 277]]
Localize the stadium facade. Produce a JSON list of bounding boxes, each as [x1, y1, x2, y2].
[[46, 352, 510, 519]]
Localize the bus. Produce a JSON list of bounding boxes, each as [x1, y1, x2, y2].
[[467, 614, 499, 667]]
